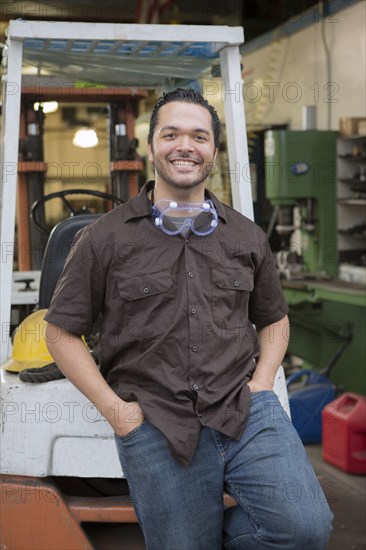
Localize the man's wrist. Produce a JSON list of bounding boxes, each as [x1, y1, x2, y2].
[[247, 379, 273, 393], [103, 399, 145, 435], [248, 366, 276, 391]]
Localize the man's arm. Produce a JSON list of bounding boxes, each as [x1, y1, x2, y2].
[[45, 324, 144, 435], [247, 314, 289, 393]]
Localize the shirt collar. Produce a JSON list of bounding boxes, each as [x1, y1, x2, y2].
[[122, 181, 154, 222], [123, 181, 227, 224]]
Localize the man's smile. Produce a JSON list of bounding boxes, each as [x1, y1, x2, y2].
[[171, 160, 196, 166], [169, 157, 201, 168]]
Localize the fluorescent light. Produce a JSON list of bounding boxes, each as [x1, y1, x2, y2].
[[72, 127, 98, 148], [33, 101, 58, 114]]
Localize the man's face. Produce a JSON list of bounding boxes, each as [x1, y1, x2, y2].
[[148, 101, 217, 192]]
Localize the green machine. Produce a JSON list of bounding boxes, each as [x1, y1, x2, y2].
[[264, 130, 338, 278], [264, 130, 365, 395]]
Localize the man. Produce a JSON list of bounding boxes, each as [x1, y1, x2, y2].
[[46, 88, 333, 550]]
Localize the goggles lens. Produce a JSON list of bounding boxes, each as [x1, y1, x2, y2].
[[152, 199, 218, 236]]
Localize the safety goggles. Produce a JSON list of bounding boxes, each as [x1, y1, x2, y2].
[[152, 199, 218, 236]]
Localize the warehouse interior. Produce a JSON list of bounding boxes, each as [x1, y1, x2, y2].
[[0, 1, 365, 549]]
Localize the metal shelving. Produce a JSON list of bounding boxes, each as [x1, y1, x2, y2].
[[337, 134, 366, 284]]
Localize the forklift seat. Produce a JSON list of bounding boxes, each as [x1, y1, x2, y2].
[[38, 214, 101, 309]]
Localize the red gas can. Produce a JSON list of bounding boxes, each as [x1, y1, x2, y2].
[[322, 393, 366, 474]]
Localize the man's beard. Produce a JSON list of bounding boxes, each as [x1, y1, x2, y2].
[[152, 153, 214, 191]]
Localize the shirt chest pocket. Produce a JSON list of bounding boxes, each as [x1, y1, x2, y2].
[[117, 270, 174, 339], [212, 266, 254, 328]]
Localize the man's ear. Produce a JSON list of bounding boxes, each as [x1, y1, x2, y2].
[[148, 143, 154, 162]]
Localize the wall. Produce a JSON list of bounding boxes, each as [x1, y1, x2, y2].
[[193, 2, 365, 133], [240, 1, 366, 131]]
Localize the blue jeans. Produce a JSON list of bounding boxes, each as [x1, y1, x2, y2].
[[115, 390, 333, 550]]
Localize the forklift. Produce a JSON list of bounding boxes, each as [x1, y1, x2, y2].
[[0, 20, 289, 549]]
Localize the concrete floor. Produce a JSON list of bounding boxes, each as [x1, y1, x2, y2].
[[86, 445, 366, 549], [306, 444, 366, 550]]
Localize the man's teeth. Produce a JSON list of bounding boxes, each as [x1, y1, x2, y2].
[[172, 160, 196, 166]]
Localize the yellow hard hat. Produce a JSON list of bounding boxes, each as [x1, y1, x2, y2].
[[3, 309, 54, 373]]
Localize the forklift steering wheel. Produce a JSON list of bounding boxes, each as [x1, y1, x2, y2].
[[31, 189, 124, 235]]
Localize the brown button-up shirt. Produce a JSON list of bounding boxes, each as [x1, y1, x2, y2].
[[45, 181, 288, 466]]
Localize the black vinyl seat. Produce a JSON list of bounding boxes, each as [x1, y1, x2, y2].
[[18, 214, 102, 383], [38, 214, 101, 309]]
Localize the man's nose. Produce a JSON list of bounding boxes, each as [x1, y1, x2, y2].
[[176, 135, 193, 152]]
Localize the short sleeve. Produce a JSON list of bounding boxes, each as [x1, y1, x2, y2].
[[44, 226, 107, 336], [248, 229, 288, 327]]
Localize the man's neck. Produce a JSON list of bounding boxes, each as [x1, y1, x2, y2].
[[152, 180, 206, 204]]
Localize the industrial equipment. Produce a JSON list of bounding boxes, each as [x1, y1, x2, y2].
[[264, 130, 338, 279], [264, 129, 365, 397]]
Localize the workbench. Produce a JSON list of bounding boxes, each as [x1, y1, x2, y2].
[[282, 278, 366, 394]]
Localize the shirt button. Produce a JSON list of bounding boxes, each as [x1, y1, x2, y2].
[[191, 308, 197, 314], [188, 271, 194, 278], [233, 280, 240, 287], [192, 384, 199, 390], [191, 346, 198, 352], [143, 287, 150, 294]]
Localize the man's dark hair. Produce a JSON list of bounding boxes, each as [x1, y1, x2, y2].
[[148, 88, 221, 149]]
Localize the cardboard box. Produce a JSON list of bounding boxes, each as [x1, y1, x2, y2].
[[339, 263, 366, 286], [358, 120, 366, 136], [340, 117, 366, 137]]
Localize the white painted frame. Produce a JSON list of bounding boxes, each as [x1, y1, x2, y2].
[[0, 21, 251, 362]]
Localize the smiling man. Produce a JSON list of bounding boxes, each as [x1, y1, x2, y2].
[[45, 88, 333, 550], [147, 99, 217, 197]]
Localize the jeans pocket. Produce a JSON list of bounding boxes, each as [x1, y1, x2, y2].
[[250, 390, 275, 398], [115, 420, 147, 442], [249, 390, 278, 409]]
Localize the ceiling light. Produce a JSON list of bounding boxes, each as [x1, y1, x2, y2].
[[33, 101, 58, 114], [72, 127, 99, 149]]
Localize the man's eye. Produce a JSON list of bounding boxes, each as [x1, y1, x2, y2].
[[194, 135, 206, 141], [164, 134, 175, 139]]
